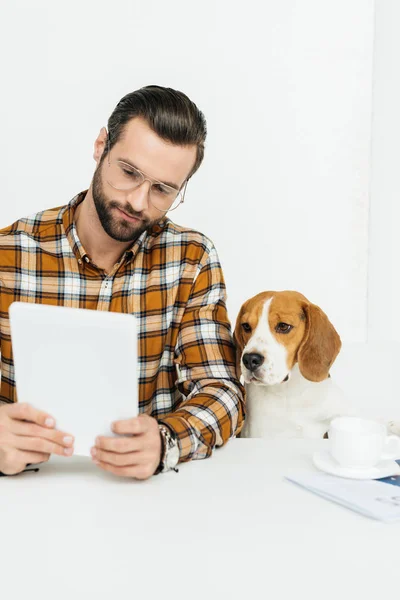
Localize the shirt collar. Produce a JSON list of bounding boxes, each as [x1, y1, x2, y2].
[[62, 190, 88, 262]]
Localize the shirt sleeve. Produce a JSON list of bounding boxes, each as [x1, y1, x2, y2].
[[158, 243, 246, 463]]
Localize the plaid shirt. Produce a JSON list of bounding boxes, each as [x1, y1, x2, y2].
[[0, 190, 245, 462]]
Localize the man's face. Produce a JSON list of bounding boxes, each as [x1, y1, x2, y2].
[[91, 117, 197, 243]]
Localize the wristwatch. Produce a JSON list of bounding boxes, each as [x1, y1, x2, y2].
[[158, 424, 180, 473]]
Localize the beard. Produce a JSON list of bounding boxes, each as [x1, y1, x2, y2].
[[91, 159, 159, 243]]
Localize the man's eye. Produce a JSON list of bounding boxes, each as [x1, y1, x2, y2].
[[152, 184, 173, 196], [123, 168, 141, 179], [275, 322, 293, 334], [242, 323, 252, 333]]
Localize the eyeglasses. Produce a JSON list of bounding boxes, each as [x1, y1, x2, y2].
[[104, 130, 188, 213]]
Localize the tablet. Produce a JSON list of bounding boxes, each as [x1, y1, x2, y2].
[[9, 302, 138, 456]]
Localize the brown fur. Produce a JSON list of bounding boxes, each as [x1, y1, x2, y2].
[[233, 290, 342, 383]]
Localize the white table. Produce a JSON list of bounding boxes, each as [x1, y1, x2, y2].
[[2, 439, 398, 600]]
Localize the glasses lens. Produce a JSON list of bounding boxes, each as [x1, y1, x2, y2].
[[107, 161, 144, 191], [149, 186, 182, 212]]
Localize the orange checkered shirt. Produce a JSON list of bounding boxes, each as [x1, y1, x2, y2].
[[0, 190, 245, 462]]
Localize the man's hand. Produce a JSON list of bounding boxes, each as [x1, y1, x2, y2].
[[0, 403, 75, 475], [91, 414, 162, 480]]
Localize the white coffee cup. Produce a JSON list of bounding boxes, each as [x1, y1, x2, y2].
[[329, 416, 400, 469]]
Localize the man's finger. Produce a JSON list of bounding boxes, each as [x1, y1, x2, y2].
[[91, 448, 149, 467], [10, 420, 74, 448], [7, 403, 56, 428], [95, 435, 145, 454], [12, 434, 74, 457], [111, 415, 150, 435], [93, 459, 155, 480]]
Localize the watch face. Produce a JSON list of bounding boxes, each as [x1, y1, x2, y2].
[[166, 444, 180, 469]]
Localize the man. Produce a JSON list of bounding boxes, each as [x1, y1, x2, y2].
[[0, 85, 245, 478]]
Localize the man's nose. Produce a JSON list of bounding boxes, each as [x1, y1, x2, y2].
[[242, 353, 265, 372], [126, 181, 151, 212]]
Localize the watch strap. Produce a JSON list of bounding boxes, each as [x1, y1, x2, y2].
[[156, 424, 179, 474]]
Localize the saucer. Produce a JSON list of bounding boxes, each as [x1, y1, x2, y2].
[[312, 450, 400, 480]]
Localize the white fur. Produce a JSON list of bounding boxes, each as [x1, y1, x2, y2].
[[240, 297, 351, 439], [241, 363, 351, 438]]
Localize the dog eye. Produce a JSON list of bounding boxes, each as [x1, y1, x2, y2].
[[276, 322, 293, 334], [242, 323, 252, 333]]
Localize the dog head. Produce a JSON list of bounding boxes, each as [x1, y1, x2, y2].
[[233, 290, 341, 386]]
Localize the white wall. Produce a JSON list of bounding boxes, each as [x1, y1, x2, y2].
[[368, 0, 400, 343], [0, 0, 375, 342]]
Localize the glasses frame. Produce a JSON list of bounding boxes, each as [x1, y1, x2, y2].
[[104, 129, 188, 213]]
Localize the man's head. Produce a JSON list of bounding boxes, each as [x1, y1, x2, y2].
[[91, 85, 207, 243]]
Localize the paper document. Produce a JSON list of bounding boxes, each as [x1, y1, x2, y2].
[[286, 463, 400, 522]]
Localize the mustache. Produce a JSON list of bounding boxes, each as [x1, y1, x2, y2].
[[109, 201, 146, 221]]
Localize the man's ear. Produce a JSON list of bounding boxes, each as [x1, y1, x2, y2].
[[297, 302, 342, 382], [233, 306, 245, 380], [93, 127, 108, 164]]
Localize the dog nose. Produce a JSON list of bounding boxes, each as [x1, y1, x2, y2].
[[242, 353, 264, 371]]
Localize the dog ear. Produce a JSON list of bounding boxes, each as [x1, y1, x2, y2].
[[233, 306, 245, 380], [297, 303, 342, 382]]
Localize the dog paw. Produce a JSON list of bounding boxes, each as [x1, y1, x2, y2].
[[388, 421, 400, 437]]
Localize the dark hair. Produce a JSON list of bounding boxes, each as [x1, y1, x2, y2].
[[104, 85, 207, 180]]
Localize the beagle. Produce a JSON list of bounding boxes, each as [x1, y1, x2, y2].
[[233, 291, 350, 439]]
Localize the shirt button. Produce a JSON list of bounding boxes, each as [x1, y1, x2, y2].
[[78, 259, 82, 265]]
